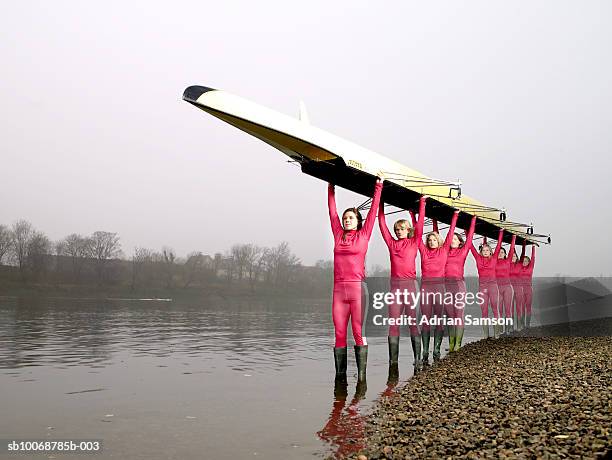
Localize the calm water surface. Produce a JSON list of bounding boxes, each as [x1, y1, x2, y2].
[[0, 296, 483, 459]]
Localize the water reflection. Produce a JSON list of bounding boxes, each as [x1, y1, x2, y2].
[[317, 379, 369, 459], [0, 296, 480, 459]]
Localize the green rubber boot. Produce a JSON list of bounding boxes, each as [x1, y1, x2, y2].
[[421, 331, 431, 366], [433, 330, 444, 362], [448, 324, 456, 352], [526, 314, 532, 328], [482, 324, 490, 339], [354, 345, 368, 382], [388, 336, 399, 365], [448, 334, 456, 353], [410, 335, 422, 371], [334, 347, 347, 381], [455, 327, 464, 350]]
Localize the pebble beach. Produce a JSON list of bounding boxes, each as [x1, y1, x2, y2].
[[354, 318, 612, 459]]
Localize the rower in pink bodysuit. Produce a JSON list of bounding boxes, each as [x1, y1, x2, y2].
[[419, 210, 459, 364], [439, 215, 476, 352], [495, 234, 516, 333], [519, 243, 536, 328], [470, 229, 504, 338], [510, 242, 526, 329], [378, 196, 426, 371], [328, 179, 383, 382]]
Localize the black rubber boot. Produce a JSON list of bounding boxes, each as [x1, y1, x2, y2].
[[433, 330, 443, 362], [354, 345, 368, 382], [410, 335, 422, 371], [334, 347, 347, 381], [388, 336, 399, 365], [421, 331, 431, 366]]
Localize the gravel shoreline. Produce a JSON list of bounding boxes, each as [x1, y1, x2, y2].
[[355, 318, 612, 459]]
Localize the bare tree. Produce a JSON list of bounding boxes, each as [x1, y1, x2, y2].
[[244, 244, 263, 291], [161, 246, 176, 288], [266, 242, 301, 287], [0, 225, 11, 265], [90, 231, 122, 284], [10, 220, 33, 279], [27, 231, 52, 280], [62, 234, 92, 283], [131, 247, 153, 290]]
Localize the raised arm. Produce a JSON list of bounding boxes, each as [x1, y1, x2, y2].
[[470, 240, 480, 261], [362, 180, 384, 237], [509, 234, 516, 261], [465, 215, 477, 248], [413, 196, 427, 241], [520, 241, 526, 262], [408, 210, 417, 228], [493, 229, 504, 258], [328, 184, 342, 237], [443, 211, 459, 250], [529, 245, 536, 268], [378, 202, 394, 246]]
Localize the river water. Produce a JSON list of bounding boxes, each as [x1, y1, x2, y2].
[[0, 296, 484, 459]]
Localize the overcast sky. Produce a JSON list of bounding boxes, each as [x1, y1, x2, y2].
[[1, 1, 610, 276]]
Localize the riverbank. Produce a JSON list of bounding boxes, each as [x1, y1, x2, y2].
[[355, 318, 611, 459]]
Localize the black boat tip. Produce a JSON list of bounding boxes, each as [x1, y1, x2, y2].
[[182, 85, 216, 103]]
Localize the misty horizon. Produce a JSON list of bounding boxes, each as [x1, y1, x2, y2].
[[2, 1, 611, 276]]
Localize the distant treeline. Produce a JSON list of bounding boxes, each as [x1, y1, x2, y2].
[[0, 220, 342, 297]]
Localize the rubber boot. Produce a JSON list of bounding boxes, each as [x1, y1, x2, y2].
[[334, 347, 347, 382], [455, 327, 464, 350], [387, 363, 399, 386], [448, 334, 456, 353], [421, 331, 431, 366], [410, 335, 422, 371], [447, 325, 455, 352], [354, 345, 368, 382], [433, 330, 443, 362], [526, 314, 532, 328], [388, 336, 399, 365], [493, 323, 501, 339], [482, 324, 490, 339]]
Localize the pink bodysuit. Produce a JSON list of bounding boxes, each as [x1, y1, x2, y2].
[[470, 229, 504, 318], [328, 181, 383, 347]]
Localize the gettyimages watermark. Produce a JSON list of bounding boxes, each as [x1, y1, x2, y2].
[[359, 277, 612, 337]]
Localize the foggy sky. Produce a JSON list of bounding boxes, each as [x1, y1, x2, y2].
[[1, 1, 611, 276]]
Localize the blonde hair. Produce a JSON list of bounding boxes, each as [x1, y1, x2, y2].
[[426, 231, 444, 248], [394, 219, 415, 238], [522, 256, 531, 264], [479, 243, 492, 255]]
